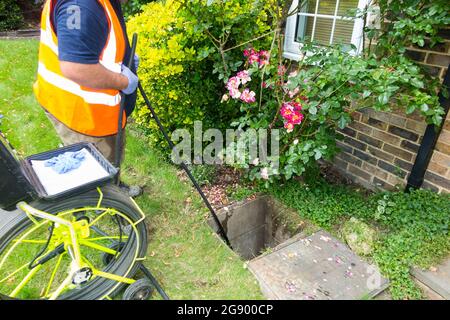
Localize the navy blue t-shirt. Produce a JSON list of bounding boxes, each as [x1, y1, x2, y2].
[[52, 0, 137, 116]]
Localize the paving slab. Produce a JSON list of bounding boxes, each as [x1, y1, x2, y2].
[[248, 230, 389, 300], [413, 279, 445, 300], [411, 258, 450, 300]]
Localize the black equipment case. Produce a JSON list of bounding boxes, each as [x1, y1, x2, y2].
[[0, 131, 34, 210], [0, 130, 118, 211]]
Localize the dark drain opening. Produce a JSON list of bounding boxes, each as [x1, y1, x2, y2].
[[209, 196, 308, 260]]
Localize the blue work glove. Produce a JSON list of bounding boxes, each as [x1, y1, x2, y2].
[[45, 150, 86, 174], [121, 64, 139, 95], [134, 54, 139, 72]]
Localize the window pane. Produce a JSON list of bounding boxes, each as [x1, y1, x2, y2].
[[305, 0, 338, 15], [337, 0, 359, 16], [302, 17, 333, 45], [295, 1, 360, 46], [332, 19, 355, 45], [304, 0, 358, 16], [317, 0, 337, 15], [296, 15, 311, 41], [306, 0, 317, 14]]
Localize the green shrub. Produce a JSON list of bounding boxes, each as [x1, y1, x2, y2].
[[126, 0, 271, 147], [127, 0, 212, 145], [178, 0, 272, 80], [0, 0, 24, 31], [227, 184, 256, 202], [220, 7, 445, 185], [374, 0, 450, 56], [123, 0, 155, 18]]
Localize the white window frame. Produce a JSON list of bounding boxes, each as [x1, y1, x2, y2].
[[283, 0, 369, 61]]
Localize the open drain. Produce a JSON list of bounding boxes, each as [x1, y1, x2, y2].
[[209, 196, 311, 260]]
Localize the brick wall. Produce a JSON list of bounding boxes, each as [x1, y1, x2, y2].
[[333, 29, 450, 194]]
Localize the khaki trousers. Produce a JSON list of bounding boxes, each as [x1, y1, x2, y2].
[[45, 111, 125, 165]]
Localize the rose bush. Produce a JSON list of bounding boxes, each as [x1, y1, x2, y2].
[[222, 42, 444, 185], [128, 0, 446, 181]]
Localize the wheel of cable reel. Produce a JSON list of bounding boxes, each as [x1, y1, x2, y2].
[[123, 279, 154, 300], [102, 241, 126, 266], [0, 185, 148, 300]]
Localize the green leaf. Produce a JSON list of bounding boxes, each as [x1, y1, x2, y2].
[[314, 150, 322, 160], [411, 78, 424, 89], [406, 104, 416, 114], [338, 115, 348, 129], [420, 104, 429, 113], [363, 90, 372, 98], [372, 70, 382, 80], [309, 106, 318, 115], [378, 92, 390, 105]]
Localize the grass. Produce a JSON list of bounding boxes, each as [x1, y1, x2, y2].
[[0, 40, 60, 155], [0, 39, 263, 300]]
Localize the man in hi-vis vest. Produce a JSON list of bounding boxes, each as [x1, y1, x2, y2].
[[34, 0, 138, 181]]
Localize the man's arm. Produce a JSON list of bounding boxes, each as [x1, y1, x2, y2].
[[60, 61, 128, 91], [54, 1, 135, 93]]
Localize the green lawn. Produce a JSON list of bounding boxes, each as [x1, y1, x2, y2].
[[0, 39, 263, 300]]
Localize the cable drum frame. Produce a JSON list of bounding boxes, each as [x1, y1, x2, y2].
[[0, 185, 167, 300]]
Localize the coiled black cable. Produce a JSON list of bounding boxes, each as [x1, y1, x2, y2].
[[29, 222, 55, 269]]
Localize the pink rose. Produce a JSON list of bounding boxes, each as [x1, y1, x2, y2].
[[248, 53, 260, 64], [237, 70, 251, 84], [288, 70, 298, 78], [229, 88, 241, 99], [284, 122, 294, 133], [240, 89, 256, 103], [226, 76, 240, 91], [288, 87, 300, 98], [289, 112, 304, 125]]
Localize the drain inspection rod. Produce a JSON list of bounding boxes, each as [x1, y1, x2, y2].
[[116, 34, 231, 248], [115, 34, 138, 172], [137, 81, 232, 248]]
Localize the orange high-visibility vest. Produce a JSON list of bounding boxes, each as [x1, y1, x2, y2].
[[33, 0, 127, 137]]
